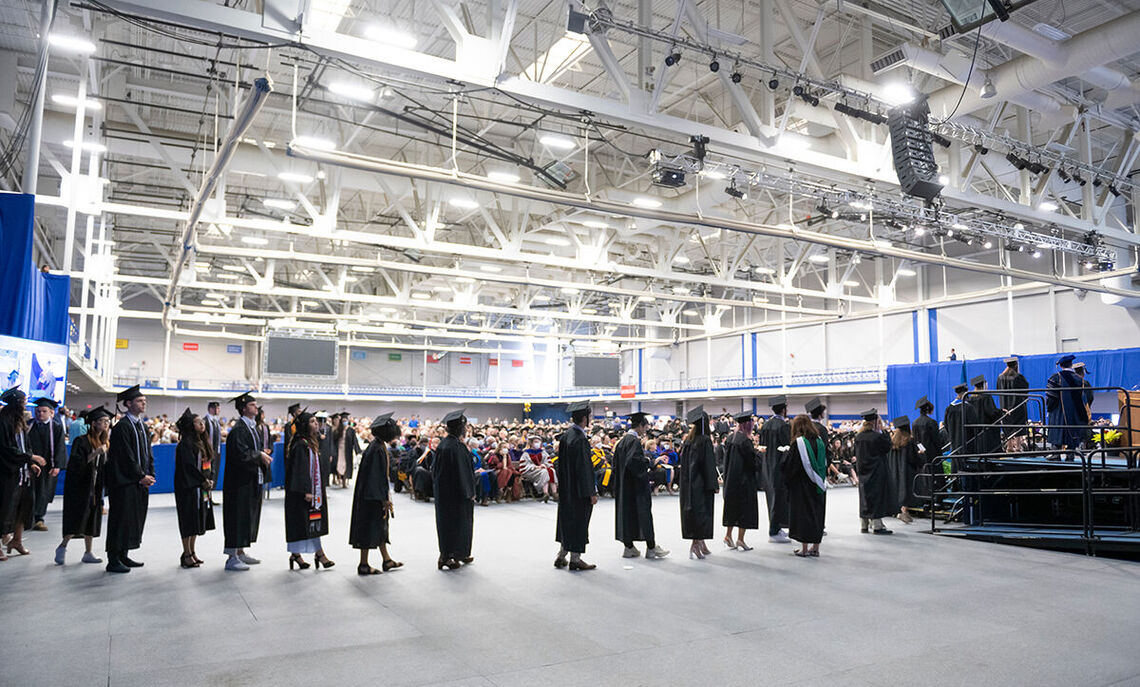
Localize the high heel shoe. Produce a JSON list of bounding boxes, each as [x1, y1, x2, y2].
[[382, 559, 403, 572], [688, 545, 705, 560], [314, 553, 335, 569], [723, 537, 737, 550], [180, 553, 198, 568], [357, 563, 382, 575], [289, 553, 311, 570], [698, 541, 711, 555], [7, 542, 29, 556], [191, 554, 204, 565]]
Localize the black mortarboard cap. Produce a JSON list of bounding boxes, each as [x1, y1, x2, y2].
[[954, 383, 969, 394], [686, 405, 706, 423], [84, 406, 112, 423], [892, 415, 910, 429], [734, 410, 753, 423], [176, 407, 197, 434], [288, 403, 301, 414], [859, 408, 878, 420], [229, 390, 256, 411], [1056, 354, 1075, 367], [970, 374, 986, 387], [768, 395, 787, 408], [1, 386, 26, 405], [1074, 361, 1088, 372], [443, 408, 467, 424], [370, 412, 395, 430], [566, 400, 591, 415], [623, 411, 650, 425], [1004, 357, 1019, 365], [805, 397, 824, 414], [915, 396, 932, 410], [116, 385, 143, 403], [33, 396, 58, 409]]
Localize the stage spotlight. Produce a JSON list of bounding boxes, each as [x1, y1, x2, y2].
[[973, 143, 989, 155], [806, 93, 819, 106], [930, 132, 952, 148], [652, 166, 686, 188], [1005, 152, 1028, 171], [1027, 160, 1048, 175], [724, 181, 747, 200], [793, 84, 804, 97], [767, 76, 779, 90], [1108, 184, 1122, 197], [709, 58, 720, 72], [664, 51, 681, 67], [1057, 168, 1071, 183], [731, 71, 743, 84], [980, 76, 997, 99], [1092, 176, 1103, 188]]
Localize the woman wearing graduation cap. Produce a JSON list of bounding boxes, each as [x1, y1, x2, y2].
[[853, 409, 894, 535], [0, 387, 47, 559], [679, 406, 718, 560], [55, 406, 112, 565], [222, 391, 273, 571], [782, 414, 828, 557], [434, 408, 477, 570], [887, 416, 924, 525], [104, 385, 156, 573], [721, 410, 762, 551], [349, 412, 404, 575], [174, 409, 216, 568], [285, 409, 334, 570]]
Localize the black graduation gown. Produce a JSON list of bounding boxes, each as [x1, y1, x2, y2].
[[285, 440, 328, 543], [996, 371, 1029, 436], [104, 417, 154, 554], [318, 428, 333, 488], [1045, 370, 1088, 448], [854, 429, 895, 520], [612, 431, 654, 545], [173, 438, 214, 538], [432, 434, 476, 559], [413, 450, 435, 498], [721, 431, 760, 529], [62, 435, 105, 537], [283, 417, 296, 456], [968, 394, 1003, 454], [222, 419, 265, 548], [679, 434, 717, 540], [911, 415, 942, 497], [943, 401, 980, 455], [349, 441, 391, 549], [335, 427, 359, 480], [26, 419, 65, 522], [0, 415, 34, 535], [781, 440, 826, 544], [555, 426, 595, 553], [887, 439, 924, 509], [758, 416, 791, 530]]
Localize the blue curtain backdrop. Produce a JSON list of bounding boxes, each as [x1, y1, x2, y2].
[[887, 347, 1140, 423], [0, 192, 70, 345]]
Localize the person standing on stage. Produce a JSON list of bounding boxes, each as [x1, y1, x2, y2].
[[55, 406, 111, 565], [911, 397, 942, 499], [350, 413, 404, 575], [782, 414, 828, 557], [104, 385, 155, 573], [613, 411, 668, 560], [854, 408, 894, 535], [27, 397, 65, 532], [285, 410, 334, 570], [173, 409, 215, 568], [679, 406, 718, 560], [758, 396, 792, 543], [434, 409, 476, 570], [721, 410, 761, 551], [996, 357, 1029, 451], [1046, 355, 1089, 457], [1, 387, 46, 559], [222, 391, 273, 571], [968, 375, 1002, 454], [1074, 362, 1094, 447], [944, 383, 980, 455], [555, 400, 598, 571]]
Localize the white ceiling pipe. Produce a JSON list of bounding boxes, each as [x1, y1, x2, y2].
[[928, 10, 1140, 119]]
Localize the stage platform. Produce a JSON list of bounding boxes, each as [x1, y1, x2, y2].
[[934, 524, 1140, 555]]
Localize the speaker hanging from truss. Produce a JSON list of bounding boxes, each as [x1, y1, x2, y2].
[[888, 96, 944, 202]]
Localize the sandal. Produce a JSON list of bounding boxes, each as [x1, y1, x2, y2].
[[793, 549, 810, 557], [382, 559, 403, 572]]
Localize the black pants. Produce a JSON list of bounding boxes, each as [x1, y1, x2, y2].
[[623, 537, 655, 549]]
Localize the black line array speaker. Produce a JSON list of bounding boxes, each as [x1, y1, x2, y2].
[[888, 97, 944, 202]]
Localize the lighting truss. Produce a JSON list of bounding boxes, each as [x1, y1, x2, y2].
[[665, 154, 1115, 261]]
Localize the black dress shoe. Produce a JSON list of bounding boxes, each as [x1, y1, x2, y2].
[[121, 555, 144, 567], [460, 556, 474, 565], [568, 560, 596, 571], [106, 558, 130, 573], [872, 528, 894, 535], [553, 557, 568, 569]]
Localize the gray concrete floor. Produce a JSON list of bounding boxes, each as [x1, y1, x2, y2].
[[3, 485, 1139, 687]]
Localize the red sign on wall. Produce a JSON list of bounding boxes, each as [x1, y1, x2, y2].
[[489, 358, 499, 366], [459, 356, 471, 365], [427, 354, 441, 363], [511, 359, 524, 368], [182, 342, 199, 351], [620, 385, 636, 399]]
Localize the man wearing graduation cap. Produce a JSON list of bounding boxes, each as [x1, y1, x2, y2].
[[996, 357, 1029, 451], [967, 375, 1003, 455], [805, 398, 830, 458], [222, 391, 273, 571], [104, 385, 156, 573], [27, 397, 66, 531], [555, 400, 598, 570], [853, 408, 893, 534], [912, 397, 942, 479], [943, 382, 980, 456], [758, 396, 792, 543], [612, 410, 668, 559], [1045, 355, 1088, 455], [433, 409, 477, 570]]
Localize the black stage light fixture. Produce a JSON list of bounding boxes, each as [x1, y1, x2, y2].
[[689, 134, 709, 163], [973, 143, 989, 155], [1057, 168, 1071, 183], [651, 166, 687, 188], [731, 71, 743, 84], [1005, 152, 1028, 170], [1072, 171, 1086, 186], [806, 93, 820, 107], [767, 75, 779, 90], [1092, 176, 1103, 188], [724, 181, 747, 200], [793, 84, 804, 97], [835, 101, 886, 125], [1108, 184, 1122, 197], [664, 51, 681, 67], [1026, 160, 1048, 175], [709, 58, 720, 72]]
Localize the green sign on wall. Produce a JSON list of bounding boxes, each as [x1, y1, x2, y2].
[[388, 353, 402, 361]]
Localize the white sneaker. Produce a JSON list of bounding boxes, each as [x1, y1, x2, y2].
[[238, 553, 260, 565], [225, 556, 250, 571], [54, 545, 66, 565], [81, 551, 102, 564], [645, 546, 670, 559], [768, 531, 792, 544], [622, 546, 640, 558]]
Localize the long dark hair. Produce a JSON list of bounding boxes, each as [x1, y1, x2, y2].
[[891, 425, 913, 450], [0, 402, 27, 434], [295, 413, 319, 454], [685, 416, 708, 445], [86, 417, 110, 451]]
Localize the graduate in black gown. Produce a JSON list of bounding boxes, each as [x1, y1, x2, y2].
[[613, 411, 667, 560], [854, 408, 894, 535], [282, 403, 301, 455], [806, 397, 831, 455], [555, 400, 597, 571], [721, 410, 761, 551], [679, 406, 718, 560], [27, 397, 65, 532], [996, 357, 1029, 450], [433, 408, 476, 570], [173, 409, 215, 568], [1045, 354, 1088, 453], [285, 410, 334, 570], [55, 406, 111, 565], [782, 414, 827, 557], [349, 412, 404, 575], [104, 385, 155, 573], [222, 391, 273, 571], [0, 387, 45, 559], [911, 397, 942, 500], [758, 396, 792, 543], [887, 416, 924, 524], [316, 412, 333, 489], [968, 375, 1003, 454], [944, 383, 981, 457]]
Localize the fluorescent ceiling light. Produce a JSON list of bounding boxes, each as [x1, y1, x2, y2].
[[843, 280, 860, 287], [754, 266, 776, 274], [882, 82, 916, 106], [479, 265, 502, 273], [193, 262, 211, 271], [449, 197, 480, 210], [411, 292, 432, 300], [521, 31, 591, 83], [230, 169, 266, 178], [63, 140, 106, 153], [533, 294, 551, 302], [240, 236, 269, 246], [199, 299, 221, 306], [262, 198, 296, 210], [580, 308, 597, 315], [350, 265, 375, 273], [632, 197, 662, 209], [671, 286, 690, 295], [51, 94, 101, 110], [699, 169, 728, 180], [1038, 201, 1059, 212], [682, 309, 699, 316], [221, 265, 246, 273], [638, 295, 656, 302], [808, 254, 830, 264], [48, 34, 96, 53], [365, 25, 417, 49], [897, 268, 917, 277], [327, 81, 374, 102], [1032, 23, 1070, 41], [215, 273, 240, 280], [952, 223, 969, 230], [487, 171, 521, 183], [291, 135, 336, 151], [544, 236, 572, 246], [538, 134, 576, 150], [674, 255, 691, 264], [432, 285, 452, 293], [455, 276, 476, 283], [301, 300, 320, 307], [581, 220, 609, 229], [278, 171, 314, 184], [560, 287, 580, 295]]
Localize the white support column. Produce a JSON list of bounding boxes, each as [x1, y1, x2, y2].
[[161, 327, 171, 390], [495, 344, 502, 399], [63, 77, 88, 273], [422, 347, 428, 398], [344, 343, 351, 394], [705, 335, 711, 392]]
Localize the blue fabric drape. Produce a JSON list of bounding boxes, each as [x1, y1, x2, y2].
[[887, 347, 1140, 423], [0, 193, 70, 345]]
